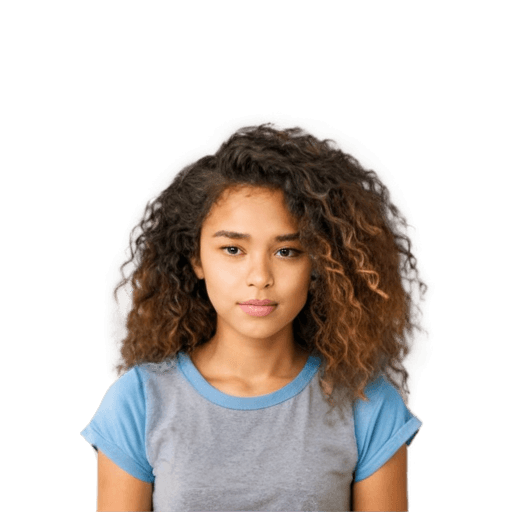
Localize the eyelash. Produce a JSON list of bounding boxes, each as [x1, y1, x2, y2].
[[220, 246, 302, 259]]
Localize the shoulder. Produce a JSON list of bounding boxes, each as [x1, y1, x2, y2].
[[353, 374, 405, 418], [352, 374, 422, 483], [99, 366, 147, 410], [81, 365, 153, 482]]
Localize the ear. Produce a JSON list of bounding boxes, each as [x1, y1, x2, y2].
[[190, 256, 204, 280]]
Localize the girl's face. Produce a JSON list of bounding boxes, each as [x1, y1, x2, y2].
[[191, 186, 314, 348]]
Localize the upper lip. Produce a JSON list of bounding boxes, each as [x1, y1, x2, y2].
[[239, 299, 277, 306]]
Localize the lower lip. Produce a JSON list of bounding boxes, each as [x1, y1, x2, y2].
[[238, 304, 277, 317]]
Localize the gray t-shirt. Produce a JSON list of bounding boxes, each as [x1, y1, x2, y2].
[[81, 351, 422, 511]]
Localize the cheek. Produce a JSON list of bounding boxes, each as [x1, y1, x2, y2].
[[203, 266, 237, 297], [282, 271, 312, 296]]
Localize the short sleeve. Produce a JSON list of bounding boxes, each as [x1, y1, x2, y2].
[[353, 374, 422, 483], [80, 366, 154, 483]]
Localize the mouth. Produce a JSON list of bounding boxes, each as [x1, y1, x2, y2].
[[238, 304, 278, 307], [238, 303, 278, 317], [238, 301, 278, 306]]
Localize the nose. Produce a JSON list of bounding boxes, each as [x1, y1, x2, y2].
[[245, 257, 275, 287]]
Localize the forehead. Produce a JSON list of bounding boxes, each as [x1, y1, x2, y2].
[[210, 186, 290, 216], [203, 186, 299, 234]]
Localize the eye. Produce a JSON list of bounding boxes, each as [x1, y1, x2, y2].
[[220, 246, 302, 259]]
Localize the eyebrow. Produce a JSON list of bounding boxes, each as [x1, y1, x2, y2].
[[213, 230, 301, 242]]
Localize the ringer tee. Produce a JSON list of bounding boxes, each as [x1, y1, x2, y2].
[[81, 351, 422, 511]]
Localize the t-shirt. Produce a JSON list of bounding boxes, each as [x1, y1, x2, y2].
[[81, 350, 422, 511]]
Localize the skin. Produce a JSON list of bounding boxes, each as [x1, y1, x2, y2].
[[97, 450, 153, 511], [190, 185, 313, 389], [351, 443, 408, 511], [96, 185, 409, 510]]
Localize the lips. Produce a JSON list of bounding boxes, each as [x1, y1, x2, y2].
[[239, 299, 277, 306], [239, 303, 277, 317]]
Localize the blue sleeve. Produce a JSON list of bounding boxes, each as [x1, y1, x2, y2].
[[353, 374, 422, 482], [80, 366, 154, 483]]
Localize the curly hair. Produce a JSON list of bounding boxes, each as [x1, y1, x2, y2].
[[112, 123, 428, 409]]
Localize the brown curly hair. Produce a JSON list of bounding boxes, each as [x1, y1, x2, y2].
[[112, 123, 428, 409]]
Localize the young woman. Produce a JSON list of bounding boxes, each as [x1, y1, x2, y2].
[[81, 123, 427, 511]]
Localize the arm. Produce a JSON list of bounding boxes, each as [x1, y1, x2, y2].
[[351, 443, 408, 511], [97, 449, 153, 512]]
